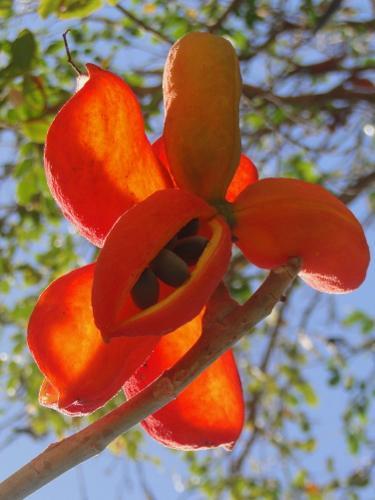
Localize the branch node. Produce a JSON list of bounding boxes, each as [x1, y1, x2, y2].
[[63, 30, 83, 76]]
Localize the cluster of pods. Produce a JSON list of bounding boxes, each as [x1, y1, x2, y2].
[[27, 32, 369, 450]]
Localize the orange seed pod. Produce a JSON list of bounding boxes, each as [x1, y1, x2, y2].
[[163, 32, 242, 201]]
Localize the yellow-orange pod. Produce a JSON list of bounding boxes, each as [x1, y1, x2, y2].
[[163, 32, 242, 201]]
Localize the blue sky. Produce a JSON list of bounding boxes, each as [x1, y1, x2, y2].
[[2, 236, 374, 499]]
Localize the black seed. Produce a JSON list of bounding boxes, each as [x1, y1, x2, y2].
[[151, 249, 190, 287], [131, 268, 159, 309], [177, 218, 199, 239], [165, 235, 178, 250], [174, 236, 209, 265]]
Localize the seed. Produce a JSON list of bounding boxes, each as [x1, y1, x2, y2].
[[131, 268, 159, 309], [165, 235, 178, 249], [151, 249, 190, 287], [174, 236, 209, 265], [177, 218, 199, 239]]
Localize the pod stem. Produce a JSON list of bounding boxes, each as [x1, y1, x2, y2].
[[0, 258, 301, 499], [63, 29, 83, 76]]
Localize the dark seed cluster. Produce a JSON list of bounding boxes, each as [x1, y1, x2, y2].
[[130, 218, 209, 309], [174, 236, 209, 265], [131, 268, 159, 310]]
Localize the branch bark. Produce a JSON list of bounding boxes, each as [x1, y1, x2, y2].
[[208, 0, 244, 32], [338, 171, 375, 204], [313, 0, 344, 34], [243, 83, 375, 106], [115, 4, 173, 45], [230, 284, 295, 473], [0, 258, 301, 500]]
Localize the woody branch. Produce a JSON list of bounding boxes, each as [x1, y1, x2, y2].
[[0, 258, 301, 500]]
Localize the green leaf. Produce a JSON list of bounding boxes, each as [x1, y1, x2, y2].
[[303, 0, 317, 26], [298, 437, 316, 452], [22, 117, 53, 143], [245, 113, 264, 130], [0, 280, 11, 294], [45, 40, 65, 55], [10, 297, 35, 323], [169, 17, 190, 39], [285, 154, 320, 183], [16, 172, 39, 205], [326, 457, 335, 472], [343, 310, 374, 334], [293, 469, 307, 488], [231, 31, 250, 52], [347, 469, 369, 487], [0, 0, 12, 18], [22, 76, 46, 115], [271, 107, 286, 126], [58, 0, 104, 19], [38, 0, 60, 18], [10, 30, 36, 71], [347, 432, 360, 454], [296, 382, 318, 407], [243, 0, 258, 28], [17, 264, 43, 286], [369, 191, 375, 213], [284, 392, 299, 406], [362, 57, 375, 68], [230, 278, 252, 303], [328, 365, 341, 386]]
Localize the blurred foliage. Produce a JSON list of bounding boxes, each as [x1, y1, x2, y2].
[[0, 0, 374, 498]]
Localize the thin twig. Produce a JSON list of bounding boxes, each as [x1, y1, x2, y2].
[[230, 285, 294, 473], [338, 171, 375, 204], [208, 0, 244, 32], [313, 0, 344, 34], [62, 30, 83, 76], [238, 19, 302, 61], [298, 291, 322, 330], [242, 82, 375, 107], [115, 4, 173, 45], [0, 258, 301, 499]]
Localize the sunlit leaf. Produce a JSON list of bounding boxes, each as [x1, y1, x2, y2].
[[343, 310, 374, 334], [10, 30, 36, 71], [38, 0, 60, 18], [0, 0, 12, 18], [58, 0, 104, 19], [22, 117, 53, 143]]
